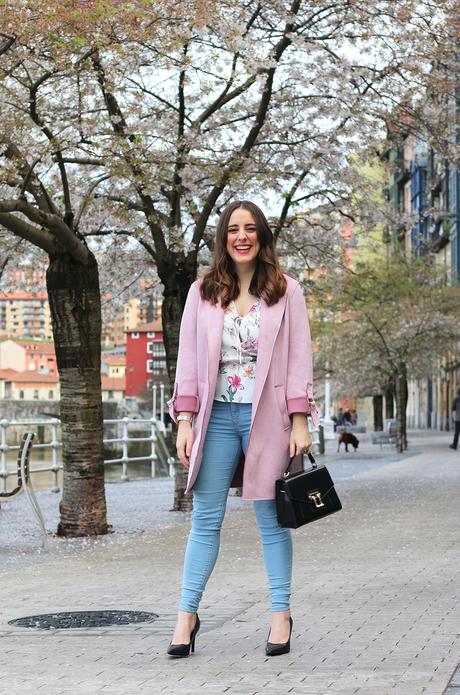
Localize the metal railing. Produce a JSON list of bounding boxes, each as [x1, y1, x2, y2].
[[0, 382, 324, 493], [0, 384, 174, 493]]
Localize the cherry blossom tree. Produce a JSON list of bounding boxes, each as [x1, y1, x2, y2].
[[0, 1, 208, 536], [0, 0, 457, 526], [40, 0, 454, 377], [317, 256, 460, 451]]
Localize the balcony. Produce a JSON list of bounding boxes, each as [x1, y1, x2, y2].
[[429, 214, 451, 252]]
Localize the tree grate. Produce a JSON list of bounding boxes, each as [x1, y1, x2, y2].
[[8, 610, 158, 630]]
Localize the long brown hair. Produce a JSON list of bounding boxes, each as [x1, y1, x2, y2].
[[200, 200, 287, 306]]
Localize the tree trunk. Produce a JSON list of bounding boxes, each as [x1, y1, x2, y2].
[[385, 378, 395, 419], [373, 395, 383, 431], [395, 364, 408, 453], [159, 253, 197, 512], [171, 461, 193, 512], [160, 253, 198, 384], [47, 252, 108, 537]]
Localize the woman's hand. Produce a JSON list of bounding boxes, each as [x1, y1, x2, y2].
[[289, 413, 312, 458], [176, 421, 194, 468]]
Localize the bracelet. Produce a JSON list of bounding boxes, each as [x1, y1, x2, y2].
[[177, 414, 193, 423]]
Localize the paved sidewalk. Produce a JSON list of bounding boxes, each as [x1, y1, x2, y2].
[[1, 432, 459, 694]]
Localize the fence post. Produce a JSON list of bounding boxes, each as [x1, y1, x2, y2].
[[150, 417, 157, 478], [152, 383, 157, 421], [0, 419, 9, 494], [50, 419, 60, 492], [121, 417, 129, 481], [310, 417, 321, 455], [159, 383, 165, 424]]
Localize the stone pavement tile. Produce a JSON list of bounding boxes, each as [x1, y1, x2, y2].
[[1, 433, 460, 695]]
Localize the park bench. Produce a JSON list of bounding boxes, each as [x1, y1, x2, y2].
[[371, 419, 399, 449], [0, 432, 48, 550]]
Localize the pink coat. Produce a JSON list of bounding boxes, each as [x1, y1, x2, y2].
[[167, 273, 320, 500]]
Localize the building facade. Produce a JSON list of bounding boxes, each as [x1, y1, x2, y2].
[[125, 319, 167, 397], [383, 127, 460, 431], [0, 291, 53, 340]]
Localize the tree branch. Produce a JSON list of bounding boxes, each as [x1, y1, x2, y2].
[[2, 141, 57, 214], [192, 0, 302, 246], [91, 50, 168, 261], [0, 212, 59, 255], [27, 72, 73, 223], [0, 199, 89, 264]]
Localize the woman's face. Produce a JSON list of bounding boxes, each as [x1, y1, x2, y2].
[[225, 207, 261, 268]]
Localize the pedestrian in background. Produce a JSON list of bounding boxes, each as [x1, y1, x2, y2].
[[166, 200, 319, 658], [336, 407, 344, 426], [342, 409, 352, 426], [449, 387, 460, 450]]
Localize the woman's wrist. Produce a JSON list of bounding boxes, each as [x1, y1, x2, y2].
[[177, 412, 193, 426], [291, 412, 310, 430]]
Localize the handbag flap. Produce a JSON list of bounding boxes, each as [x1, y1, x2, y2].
[[282, 465, 335, 503]]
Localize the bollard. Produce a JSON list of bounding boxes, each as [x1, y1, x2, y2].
[[318, 424, 325, 454]]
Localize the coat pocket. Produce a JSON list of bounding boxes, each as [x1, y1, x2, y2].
[[274, 384, 291, 431]]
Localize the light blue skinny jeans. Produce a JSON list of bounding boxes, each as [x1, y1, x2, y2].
[[179, 399, 292, 613]]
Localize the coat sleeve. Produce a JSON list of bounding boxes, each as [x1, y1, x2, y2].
[[285, 281, 320, 428], [166, 281, 201, 424]]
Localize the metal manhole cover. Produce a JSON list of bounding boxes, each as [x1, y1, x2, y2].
[[8, 610, 158, 630]]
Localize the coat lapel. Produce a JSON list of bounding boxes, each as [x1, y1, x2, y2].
[[206, 297, 225, 384], [251, 292, 288, 422]]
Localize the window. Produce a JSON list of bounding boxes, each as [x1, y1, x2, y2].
[[146, 342, 153, 354], [48, 390, 54, 399], [131, 332, 140, 339], [146, 360, 153, 373], [147, 379, 153, 389], [147, 331, 155, 338], [19, 390, 24, 400], [108, 390, 114, 399], [33, 390, 39, 399], [153, 343, 165, 356]]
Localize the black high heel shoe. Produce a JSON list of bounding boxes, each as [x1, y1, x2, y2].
[[167, 613, 200, 658], [265, 616, 293, 656]]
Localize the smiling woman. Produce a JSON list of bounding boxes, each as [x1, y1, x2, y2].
[[166, 199, 319, 658], [226, 207, 261, 268]]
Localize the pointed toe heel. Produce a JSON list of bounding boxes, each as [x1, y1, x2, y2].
[[167, 613, 200, 658], [265, 616, 293, 657]]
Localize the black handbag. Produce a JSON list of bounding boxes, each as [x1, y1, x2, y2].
[[275, 452, 342, 528]]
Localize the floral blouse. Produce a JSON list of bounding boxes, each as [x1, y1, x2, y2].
[[214, 297, 260, 403]]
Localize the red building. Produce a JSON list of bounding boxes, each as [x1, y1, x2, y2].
[[125, 319, 167, 397]]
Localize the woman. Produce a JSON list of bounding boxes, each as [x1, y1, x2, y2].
[[166, 200, 319, 658]]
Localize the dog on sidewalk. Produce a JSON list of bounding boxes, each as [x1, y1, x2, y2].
[[337, 431, 360, 453]]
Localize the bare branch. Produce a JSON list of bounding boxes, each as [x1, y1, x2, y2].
[[0, 199, 89, 264], [0, 212, 59, 255]]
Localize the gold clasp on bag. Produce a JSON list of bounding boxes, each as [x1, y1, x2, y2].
[[308, 491, 324, 508]]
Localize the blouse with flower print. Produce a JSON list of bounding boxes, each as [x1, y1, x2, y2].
[[214, 297, 260, 403]]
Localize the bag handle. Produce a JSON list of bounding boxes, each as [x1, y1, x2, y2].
[[283, 451, 317, 477]]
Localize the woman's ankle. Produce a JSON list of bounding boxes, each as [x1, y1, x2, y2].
[[177, 610, 197, 621]]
